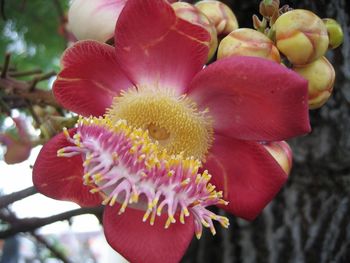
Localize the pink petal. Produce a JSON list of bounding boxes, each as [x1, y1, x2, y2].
[[204, 135, 288, 220], [115, 0, 209, 93], [33, 129, 102, 207], [0, 134, 31, 164], [53, 40, 133, 117], [189, 56, 311, 141], [68, 0, 127, 42], [103, 205, 194, 263]]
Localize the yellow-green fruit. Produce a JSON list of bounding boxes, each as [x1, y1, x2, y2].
[[322, 18, 344, 49], [293, 56, 335, 109], [172, 2, 218, 61], [275, 9, 329, 65], [218, 28, 281, 63], [263, 141, 293, 175], [195, 0, 238, 36]]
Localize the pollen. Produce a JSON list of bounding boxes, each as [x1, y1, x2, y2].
[[106, 87, 213, 160], [57, 116, 229, 239]]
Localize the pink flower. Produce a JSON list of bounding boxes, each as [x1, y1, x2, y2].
[[68, 0, 128, 42], [68, 0, 177, 42], [0, 117, 32, 164], [33, 0, 310, 262]]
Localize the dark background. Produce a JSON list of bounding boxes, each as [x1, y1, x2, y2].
[[183, 0, 350, 262]]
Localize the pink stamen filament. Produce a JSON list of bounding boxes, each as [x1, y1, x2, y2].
[[58, 118, 229, 238]]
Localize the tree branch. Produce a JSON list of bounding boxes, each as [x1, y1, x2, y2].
[[30, 231, 72, 263], [0, 186, 38, 209], [0, 206, 104, 239], [0, 53, 10, 78]]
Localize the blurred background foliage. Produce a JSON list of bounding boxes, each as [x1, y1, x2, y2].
[[0, 0, 69, 74]]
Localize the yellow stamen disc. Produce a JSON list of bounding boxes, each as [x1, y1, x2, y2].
[[106, 88, 213, 160]]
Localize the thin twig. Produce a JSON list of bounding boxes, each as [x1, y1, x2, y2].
[[1, 53, 11, 78], [29, 71, 56, 91], [30, 231, 72, 263], [0, 98, 11, 115], [0, 0, 6, 21], [0, 206, 104, 239], [0, 186, 38, 209], [9, 69, 43, 78]]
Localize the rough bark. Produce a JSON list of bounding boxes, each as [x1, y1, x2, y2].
[[183, 0, 350, 262]]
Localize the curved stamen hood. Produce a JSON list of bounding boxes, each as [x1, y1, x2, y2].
[[58, 116, 229, 238]]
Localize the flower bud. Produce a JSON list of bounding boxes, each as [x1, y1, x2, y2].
[[259, 0, 280, 18], [322, 18, 344, 49], [263, 141, 293, 175], [275, 9, 329, 65], [172, 2, 218, 61], [0, 117, 32, 164], [68, 0, 127, 42], [217, 28, 280, 63], [195, 0, 238, 36], [293, 56, 335, 109]]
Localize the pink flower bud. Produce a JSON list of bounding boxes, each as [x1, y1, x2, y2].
[[195, 0, 238, 36], [218, 28, 281, 63], [0, 117, 32, 164], [172, 2, 218, 61], [68, 0, 127, 42], [275, 9, 329, 65], [263, 141, 293, 175], [293, 56, 335, 109]]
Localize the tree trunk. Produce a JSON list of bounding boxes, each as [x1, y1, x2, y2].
[[183, 0, 350, 262]]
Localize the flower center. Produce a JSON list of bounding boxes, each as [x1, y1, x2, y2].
[[106, 88, 213, 160], [147, 123, 170, 141], [57, 116, 229, 239]]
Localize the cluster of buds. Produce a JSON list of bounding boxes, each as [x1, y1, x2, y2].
[[171, 1, 239, 61], [218, 0, 343, 109]]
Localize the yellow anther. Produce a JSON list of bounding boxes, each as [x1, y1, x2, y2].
[[108, 195, 117, 206], [150, 210, 156, 226], [138, 154, 146, 162], [210, 226, 216, 236], [183, 207, 190, 217], [83, 173, 91, 184], [83, 159, 91, 166], [195, 230, 202, 239], [207, 183, 216, 192], [57, 149, 65, 157], [112, 153, 119, 162], [157, 206, 163, 216], [167, 170, 175, 177], [219, 217, 230, 228], [218, 200, 229, 205], [152, 198, 159, 207], [195, 174, 201, 184], [201, 219, 210, 228], [102, 197, 111, 206], [164, 216, 175, 229], [143, 209, 151, 222], [181, 178, 190, 187], [93, 173, 103, 183], [118, 201, 128, 214], [63, 127, 70, 138], [90, 188, 99, 194], [210, 214, 218, 220], [131, 193, 139, 203], [180, 210, 185, 224]]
